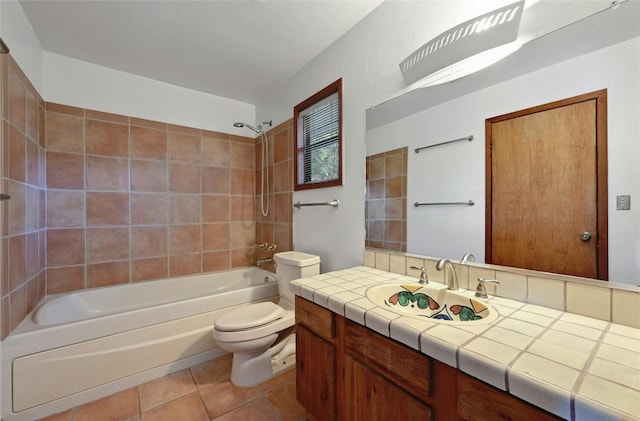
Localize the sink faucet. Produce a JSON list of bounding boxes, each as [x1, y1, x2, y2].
[[409, 266, 429, 284], [436, 258, 459, 290], [460, 253, 475, 264]]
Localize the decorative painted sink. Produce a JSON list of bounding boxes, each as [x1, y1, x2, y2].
[[365, 283, 498, 324]]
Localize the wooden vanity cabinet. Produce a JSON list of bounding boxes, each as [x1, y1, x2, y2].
[[457, 372, 561, 421], [295, 297, 561, 421], [343, 320, 458, 420], [295, 296, 337, 421]]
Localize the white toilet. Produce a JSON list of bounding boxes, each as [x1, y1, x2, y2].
[[212, 251, 320, 386]]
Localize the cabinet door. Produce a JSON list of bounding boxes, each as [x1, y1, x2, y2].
[[296, 324, 336, 421], [344, 355, 433, 421]]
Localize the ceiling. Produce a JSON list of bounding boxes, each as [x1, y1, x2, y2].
[[19, 0, 383, 104]]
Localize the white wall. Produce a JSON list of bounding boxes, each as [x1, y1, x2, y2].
[[367, 37, 640, 284], [0, 0, 44, 94], [43, 53, 255, 135], [254, 1, 500, 272]]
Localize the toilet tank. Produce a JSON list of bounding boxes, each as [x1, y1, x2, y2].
[[273, 251, 320, 303]]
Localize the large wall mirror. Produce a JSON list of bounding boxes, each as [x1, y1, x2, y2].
[[365, 2, 640, 285]]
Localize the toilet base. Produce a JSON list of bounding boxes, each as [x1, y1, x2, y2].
[[230, 334, 296, 387]]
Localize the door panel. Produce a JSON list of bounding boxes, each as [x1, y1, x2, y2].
[[490, 100, 598, 278]]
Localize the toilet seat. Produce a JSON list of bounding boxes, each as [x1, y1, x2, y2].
[[215, 302, 285, 332], [213, 302, 294, 343]]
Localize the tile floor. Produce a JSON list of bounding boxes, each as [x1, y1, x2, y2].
[[38, 354, 307, 421]]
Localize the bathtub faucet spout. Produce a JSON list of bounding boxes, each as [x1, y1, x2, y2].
[[256, 258, 276, 268]]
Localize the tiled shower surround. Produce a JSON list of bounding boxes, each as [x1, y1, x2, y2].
[[365, 147, 407, 251], [1, 53, 47, 338], [0, 53, 293, 338]]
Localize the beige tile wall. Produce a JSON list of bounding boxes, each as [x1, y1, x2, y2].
[[0, 54, 295, 338], [1, 53, 47, 338], [254, 120, 294, 272], [44, 103, 258, 294], [364, 249, 640, 329]]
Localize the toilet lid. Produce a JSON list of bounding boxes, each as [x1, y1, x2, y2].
[[214, 302, 286, 332]]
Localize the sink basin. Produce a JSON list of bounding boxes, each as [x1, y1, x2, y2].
[[365, 283, 498, 324]]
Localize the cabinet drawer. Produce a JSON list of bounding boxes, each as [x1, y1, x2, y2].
[[344, 320, 432, 398], [458, 372, 561, 421], [295, 296, 335, 342]]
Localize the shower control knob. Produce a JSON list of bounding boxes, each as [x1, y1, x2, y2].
[[580, 231, 592, 241]]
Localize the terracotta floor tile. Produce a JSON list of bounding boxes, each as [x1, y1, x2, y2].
[[37, 409, 72, 421], [212, 397, 280, 421], [256, 367, 296, 394], [199, 380, 262, 419], [139, 369, 197, 411], [190, 354, 232, 388], [267, 381, 307, 421], [72, 387, 139, 421], [141, 393, 208, 421]]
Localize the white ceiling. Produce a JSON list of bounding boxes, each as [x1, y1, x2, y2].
[[19, 0, 384, 104]]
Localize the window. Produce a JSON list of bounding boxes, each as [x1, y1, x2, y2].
[[294, 79, 342, 190]]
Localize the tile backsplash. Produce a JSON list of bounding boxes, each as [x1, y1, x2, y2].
[[364, 249, 640, 329]]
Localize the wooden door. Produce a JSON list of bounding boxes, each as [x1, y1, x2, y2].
[[486, 90, 608, 279]]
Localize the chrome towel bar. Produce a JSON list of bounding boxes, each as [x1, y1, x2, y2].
[[414, 200, 474, 207], [294, 199, 339, 209], [415, 135, 473, 153]]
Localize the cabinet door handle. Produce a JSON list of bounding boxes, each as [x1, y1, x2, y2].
[[580, 231, 592, 241], [0, 194, 10, 201]]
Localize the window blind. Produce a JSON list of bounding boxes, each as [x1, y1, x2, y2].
[[297, 93, 339, 184]]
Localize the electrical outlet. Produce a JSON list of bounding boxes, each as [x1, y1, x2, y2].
[[616, 195, 631, 210]]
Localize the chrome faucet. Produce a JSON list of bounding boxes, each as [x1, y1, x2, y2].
[[436, 258, 459, 290], [409, 266, 429, 284], [460, 253, 475, 264], [256, 258, 274, 267]]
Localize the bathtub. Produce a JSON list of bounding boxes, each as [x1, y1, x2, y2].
[[1, 267, 279, 421]]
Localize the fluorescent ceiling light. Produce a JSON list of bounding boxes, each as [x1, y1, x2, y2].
[[400, 1, 525, 88]]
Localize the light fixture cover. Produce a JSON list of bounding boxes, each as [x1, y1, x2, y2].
[[400, 1, 525, 86]]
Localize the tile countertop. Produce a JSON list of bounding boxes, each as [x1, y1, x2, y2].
[[290, 266, 640, 421]]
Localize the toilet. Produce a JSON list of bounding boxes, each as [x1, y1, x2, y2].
[[212, 251, 320, 386]]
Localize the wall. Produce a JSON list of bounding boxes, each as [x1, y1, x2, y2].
[[0, 0, 43, 94], [254, 0, 524, 273], [365, 147, 407, 251], [44, 103, 259, 295], [0, 53, 46, 339], [366, 37, 640, 284], [43, 52, 255, 137], [254, 120, 294, 271]]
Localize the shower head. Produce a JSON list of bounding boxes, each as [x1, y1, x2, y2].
[[233, 120, 273, 134], [233, 122, 261, 134]]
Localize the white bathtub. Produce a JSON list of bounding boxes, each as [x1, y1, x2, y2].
[[1, 267, 279, 421]]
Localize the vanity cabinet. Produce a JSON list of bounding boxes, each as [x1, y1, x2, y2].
[[295, 297, 561, 421], [295, 296, 337, 421]]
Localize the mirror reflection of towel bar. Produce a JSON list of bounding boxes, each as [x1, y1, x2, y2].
[[415, 135, 473, 153], [294, 199, 339, 209], [414, 200, 474, 207]]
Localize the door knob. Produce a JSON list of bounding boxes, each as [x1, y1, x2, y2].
[[580, 231, 592, 241]]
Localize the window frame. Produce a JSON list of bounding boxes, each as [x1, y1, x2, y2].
[[293, 78, 343, 191]]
